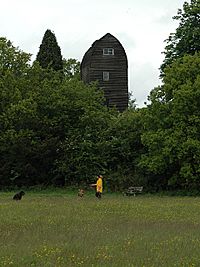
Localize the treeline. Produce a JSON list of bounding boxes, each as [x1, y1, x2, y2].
[[0, 0, 200, 191]]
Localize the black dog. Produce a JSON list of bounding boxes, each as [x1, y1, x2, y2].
[[13, 191, 25, 200]]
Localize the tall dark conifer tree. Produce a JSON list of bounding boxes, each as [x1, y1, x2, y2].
[[36, 29, 63, 71]]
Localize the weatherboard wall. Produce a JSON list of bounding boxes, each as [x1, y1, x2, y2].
[[81, 33, 128, 112]]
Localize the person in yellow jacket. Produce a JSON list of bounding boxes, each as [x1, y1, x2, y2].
[[91, 175, 103, 199]]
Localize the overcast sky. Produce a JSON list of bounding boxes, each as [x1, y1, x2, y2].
[[1, 0, 186, 107]]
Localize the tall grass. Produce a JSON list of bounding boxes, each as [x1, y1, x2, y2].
[[1, 191, 200, 266]]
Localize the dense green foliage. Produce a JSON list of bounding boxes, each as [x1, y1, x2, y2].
[[1, 0, 200, 191], [140, 53, 200, 190], [36, 29, 63, 71], [0, 37, 31, 76], [0, 37, 114, 187], [63, 58, 80, 80], [161, 0, 200, 75]]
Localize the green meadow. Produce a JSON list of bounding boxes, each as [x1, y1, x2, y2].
[[1, 191, 200, 267]]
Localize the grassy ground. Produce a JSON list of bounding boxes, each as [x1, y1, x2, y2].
[[1, 190, 200, 267]]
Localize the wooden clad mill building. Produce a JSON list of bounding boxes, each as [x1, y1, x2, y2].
[[81, 33, 128, 112]]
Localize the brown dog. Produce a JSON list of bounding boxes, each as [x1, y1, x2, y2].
[[78, 189, 84, 197]]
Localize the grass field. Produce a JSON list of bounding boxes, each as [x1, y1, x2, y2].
[[1, 190, 200, 267]]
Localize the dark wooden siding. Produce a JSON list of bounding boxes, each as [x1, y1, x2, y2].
[[81, 33, 128, 112]]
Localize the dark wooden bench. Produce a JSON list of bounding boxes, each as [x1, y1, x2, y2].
[[124, 186, 143, 196]]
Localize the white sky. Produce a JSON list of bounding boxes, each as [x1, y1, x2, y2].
[[0, 0, 185, 107]]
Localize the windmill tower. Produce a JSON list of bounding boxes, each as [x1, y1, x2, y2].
[[81, 33, 128, 112]]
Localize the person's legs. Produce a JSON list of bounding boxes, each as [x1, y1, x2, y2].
[[95, 192, 101, 198]]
